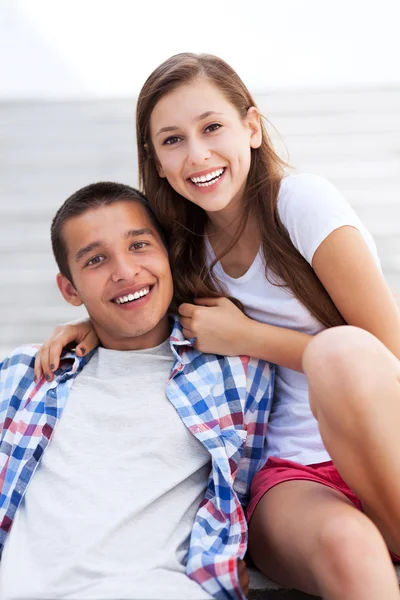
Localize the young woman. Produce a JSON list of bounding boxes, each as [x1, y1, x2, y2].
[[36, 54, 400, 599]]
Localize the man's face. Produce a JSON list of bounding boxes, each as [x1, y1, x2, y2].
[[57, 201, 173, 350]]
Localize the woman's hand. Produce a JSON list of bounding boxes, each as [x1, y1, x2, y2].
[[34, 318, 98, 382], [178, 297, 251, 356]]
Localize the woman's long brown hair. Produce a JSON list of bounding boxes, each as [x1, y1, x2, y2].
[[136, 53, 345, 328]]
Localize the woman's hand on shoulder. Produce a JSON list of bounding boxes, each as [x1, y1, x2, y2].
[[35, 318, 99, 383], [178, 297, 250, 356]]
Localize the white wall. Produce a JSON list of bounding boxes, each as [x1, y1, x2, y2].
[[1, 0, 400, 99]]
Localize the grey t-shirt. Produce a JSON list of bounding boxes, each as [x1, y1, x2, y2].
[[0, 340, 212, 599]]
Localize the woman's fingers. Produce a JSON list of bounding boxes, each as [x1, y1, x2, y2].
[[47, 339, 69, 377], [75, 328, 99, 356], [181, 328, 196, 341], [179, 316, 194, 332], [39, 340, 61, 382], [178, 303, 195, 317], [34, 319, 98, 384], [34, 351, 43, 382], [193, 297, 222, 307]]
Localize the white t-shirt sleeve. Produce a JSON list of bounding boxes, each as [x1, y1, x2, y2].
[[277, 174, 380, 266]]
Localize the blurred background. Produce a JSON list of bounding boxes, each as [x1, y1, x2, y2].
[[1, 0, 400, 359]]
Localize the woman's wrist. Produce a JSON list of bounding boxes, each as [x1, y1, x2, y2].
[[238, 315, 267, 358], [239, 316, 311, 370]]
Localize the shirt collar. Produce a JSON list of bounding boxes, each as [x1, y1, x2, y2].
[[54, 348, 95, 382], [168, 314, 195, 364], [54, 314, 194, 379]]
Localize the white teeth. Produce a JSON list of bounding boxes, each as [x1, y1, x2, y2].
[[190, 168, 224, 185], [114, 287, 150, 304]]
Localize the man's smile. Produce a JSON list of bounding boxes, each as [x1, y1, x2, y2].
[[111, 284, 154, 309]]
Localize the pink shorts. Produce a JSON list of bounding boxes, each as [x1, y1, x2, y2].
[[247, 457, 400, 563]]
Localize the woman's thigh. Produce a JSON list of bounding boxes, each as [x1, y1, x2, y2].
[[247, 479, 396, 598]]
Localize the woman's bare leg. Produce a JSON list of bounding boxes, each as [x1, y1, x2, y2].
[[248, 480, 400, 599], [303, 326, 400, 554]]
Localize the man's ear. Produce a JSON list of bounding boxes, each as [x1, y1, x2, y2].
[[56, 273, 83, 307], [246, 106, 262, 149]]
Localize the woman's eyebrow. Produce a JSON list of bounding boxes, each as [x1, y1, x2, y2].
[[155, 111, 223, 136]]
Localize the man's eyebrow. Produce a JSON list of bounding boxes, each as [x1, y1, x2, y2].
[[75, 241, 103, 262], [74, 229, 156, 262], [124, 228, 155, 239], [156, 111, 223, 136]]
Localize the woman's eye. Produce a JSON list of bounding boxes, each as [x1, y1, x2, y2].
[[163, 136, 181, 145], [205, 123, 221, 133], [131, 242, 147, 250], [86, 256, 104, 266]]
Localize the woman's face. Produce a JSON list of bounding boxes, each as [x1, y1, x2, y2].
[[149, 78, 262, 219]]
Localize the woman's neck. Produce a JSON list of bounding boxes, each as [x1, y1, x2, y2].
[[207, 212, 260, 261]]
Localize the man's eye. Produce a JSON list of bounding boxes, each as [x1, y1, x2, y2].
[[131, 242, 147, 250], [86, 256, 104, 266], [204, 123, 221, 133], [162, 136, 181, 145]]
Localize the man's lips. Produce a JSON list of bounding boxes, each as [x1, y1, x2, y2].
[[110, 284, 154, 303], [111, 285, 155, 310]]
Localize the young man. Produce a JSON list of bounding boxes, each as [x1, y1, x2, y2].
[[0, 183, 273, 600]]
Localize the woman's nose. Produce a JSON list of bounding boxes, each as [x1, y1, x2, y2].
[[186, 138, 211, 165]]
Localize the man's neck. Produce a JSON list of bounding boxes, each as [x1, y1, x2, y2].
[[95, 316, 171, 351]]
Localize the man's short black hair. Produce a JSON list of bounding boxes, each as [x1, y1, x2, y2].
[[51, 182, 168, 282]]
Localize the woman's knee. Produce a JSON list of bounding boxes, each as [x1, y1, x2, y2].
[[312, 511, 387, 580], [303, 326, 380, 384], [303, 326, 387, 419]]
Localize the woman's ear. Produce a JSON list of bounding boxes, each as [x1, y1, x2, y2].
[[246, 106, 262, 149], [56, 273, 83, 307]]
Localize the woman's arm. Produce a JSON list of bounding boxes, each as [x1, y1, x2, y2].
[[312, 225, 400, 360], [179, 226, 400, 370], [179, 298, 312, 371], [34, 318, 98, 382]]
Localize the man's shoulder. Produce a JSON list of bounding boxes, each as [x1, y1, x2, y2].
[[0, 344, 40, 371], [0, 346, 40, 411]]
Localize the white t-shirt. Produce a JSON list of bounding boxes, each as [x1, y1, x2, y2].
[[206, 173, 380, 466], [0, 340, 212, 600]]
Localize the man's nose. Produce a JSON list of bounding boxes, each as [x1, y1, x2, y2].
[[186, 137, 211, 165], [110, 256, 141, 283]]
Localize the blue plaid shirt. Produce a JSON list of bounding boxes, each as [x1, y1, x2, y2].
[[0, 316, 273, 599]]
